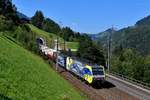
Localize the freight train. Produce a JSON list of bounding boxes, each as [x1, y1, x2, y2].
[[37, 38, 106, 85]]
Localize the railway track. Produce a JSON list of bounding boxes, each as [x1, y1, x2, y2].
[[107, 75, 150, 100], [37, 38, 150, 100], [50, 63, 143, 100]]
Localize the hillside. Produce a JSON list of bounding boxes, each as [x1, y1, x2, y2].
[[93, 28, 116, 49], [28, 24, 60, 40], [96, 15, 150, 55], [0, 34, 85, 100], [112, 25, 150, 55], [95, 15, 150, 84], [28, 24, 79, 50], [17, 12, 30, 20], [136, 15, 150, 26]]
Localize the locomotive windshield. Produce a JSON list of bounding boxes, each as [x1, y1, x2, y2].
[[92, 67, 104, 75]]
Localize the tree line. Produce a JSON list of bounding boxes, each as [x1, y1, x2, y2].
[[31, 11, 82, 42], [0, 0, 38, 52], [111, 46, 150, 84]]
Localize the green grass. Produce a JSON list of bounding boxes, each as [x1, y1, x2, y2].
[[28, 24, 54, 47], [28, 24, 64, 46], [67, 42, 79, 50], [28, 24, 79, 50], [27, 24, 57, 39], [0, 34, 85, 100]]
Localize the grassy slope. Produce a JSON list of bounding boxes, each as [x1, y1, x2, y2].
[[28, 24, 79, 50], [28, 24, 58, 39], [0, 34, 85, 100], [67, 42, 79, 50], [28, 24, 63, 47]]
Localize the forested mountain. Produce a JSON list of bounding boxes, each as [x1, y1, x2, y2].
[[89, 28, 116, 41], [17, 12, 30, 20], [96, 15, 150, 55], [94, 28, 116, 49], [95, 15, 150, 84], [31, 11, 85, 42], [112, 25, 150, 55], [136, 15, 150, 26]]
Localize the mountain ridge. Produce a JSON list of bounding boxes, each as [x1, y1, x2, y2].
[[95, 15, 150, 55]]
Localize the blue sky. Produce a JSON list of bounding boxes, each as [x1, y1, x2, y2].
[[12, 0, 150, 34]]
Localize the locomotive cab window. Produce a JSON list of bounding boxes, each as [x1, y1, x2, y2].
[[92, 67, 104, 75]]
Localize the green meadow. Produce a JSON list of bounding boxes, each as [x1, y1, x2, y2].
[[0, 34, 85, 100]]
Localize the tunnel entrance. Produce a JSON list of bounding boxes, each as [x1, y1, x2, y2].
[[36, 38, 45, 45]]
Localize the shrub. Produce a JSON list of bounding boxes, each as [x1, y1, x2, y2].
[[0, 15, 13, 31]]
